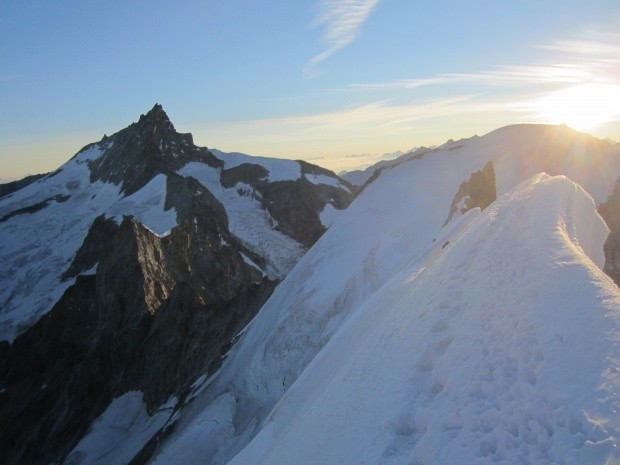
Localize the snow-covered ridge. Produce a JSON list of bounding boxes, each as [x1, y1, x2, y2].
[[226, 174, 619, 465], [345, 124, 620, 205]]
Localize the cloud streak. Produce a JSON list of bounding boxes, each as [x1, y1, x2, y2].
[[348, 64, 596, 92], [305, 0, 380, 73], [349, 27, 620, 91]]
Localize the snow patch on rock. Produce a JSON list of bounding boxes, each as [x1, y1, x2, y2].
[[107, 174, 178, 237], [319, 203, 341, 228], [211, 149, 301, 182], [177, 162, 305, 278], [305, 173, 350, 193]]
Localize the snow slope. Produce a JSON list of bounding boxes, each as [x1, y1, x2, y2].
[[0, 144, 121, 342], [151, 124, 620, 465], [228, 174, 620, 465]]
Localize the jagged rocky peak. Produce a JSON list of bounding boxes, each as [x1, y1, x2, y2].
[[135, 103, 191, 147], [87, 103, 222, 195]]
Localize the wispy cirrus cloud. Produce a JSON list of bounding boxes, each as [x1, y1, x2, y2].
[[540, 31, 620, 61], [349, 28, 620, 92], [348, 64, 595, 91], [305, 0, 380, 74]]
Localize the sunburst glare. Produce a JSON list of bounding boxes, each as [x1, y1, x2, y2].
[[535, 83, 620, 131]]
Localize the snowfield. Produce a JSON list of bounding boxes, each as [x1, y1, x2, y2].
[[65, 392, 177, 465]]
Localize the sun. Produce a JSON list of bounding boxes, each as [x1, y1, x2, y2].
[[535, 83, 620, 131]]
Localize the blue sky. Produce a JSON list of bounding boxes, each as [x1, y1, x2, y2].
[[1, 0, 620, 180]]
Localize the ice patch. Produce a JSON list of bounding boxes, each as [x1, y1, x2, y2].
[[241, 253, 265, 275], [73, 145, 105, 164], [150, 392, 238, 465]]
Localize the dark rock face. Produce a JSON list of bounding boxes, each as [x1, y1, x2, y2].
[[61, 216, 119, 281], [0, 174, 276, 465], [443, 161, 496, 226], [599, 178, 620, 287], [0, 104, 356, 465], [87, 104, 222, 195]]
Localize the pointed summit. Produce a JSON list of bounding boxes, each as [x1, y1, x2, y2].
[[137, 103, 174, 132], [86, 104, 221, 195]]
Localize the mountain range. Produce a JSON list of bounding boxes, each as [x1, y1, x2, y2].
[[1, 106, 619, 465]]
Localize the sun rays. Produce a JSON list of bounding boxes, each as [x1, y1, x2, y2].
[[534, 83, 620, 131]]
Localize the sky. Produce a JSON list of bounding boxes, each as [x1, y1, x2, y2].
[[1, 0, 620, 181]]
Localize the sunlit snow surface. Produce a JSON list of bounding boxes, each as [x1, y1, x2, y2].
[[151, 128, 620, 465], [228, 174, 619, 465]]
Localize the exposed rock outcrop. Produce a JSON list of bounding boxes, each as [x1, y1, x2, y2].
[[443, 161, 496, 226]]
